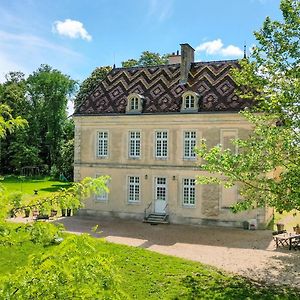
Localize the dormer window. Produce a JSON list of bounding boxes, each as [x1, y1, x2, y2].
[[130, 97, 139, 110], [185, 95, 195, 109], [126, 93, 144, 114], [181, 91, 199, 112]]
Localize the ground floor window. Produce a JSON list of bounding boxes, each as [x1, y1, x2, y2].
[[183, 178, 195, 206], [128, 176, 140, 203], [95, 175, 108, 202]]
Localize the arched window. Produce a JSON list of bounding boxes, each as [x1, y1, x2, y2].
[[130, 97, 139, 110], [126, 93, 144, 114], [181, 92, 199, 112]]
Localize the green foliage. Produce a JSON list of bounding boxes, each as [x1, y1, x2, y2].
[[0, 104, 27, 139], [1, 235, 126, 299], [58, 138, 74, 180], [0, 65, 76, 176], [75, 66, 112, 108], [196, 0, 300, 212], [1, 176, 71, 196], [180, 272, 298, 300], [26, 64, 77, 168], [3, 176, 110, 218], [0, 222, 63, 247], [0, 177, 116, 298], [1, 235, 299, 300], [121, 58, 138, 68], [121, 51, 169, 68], [9, 135, 42, 173]]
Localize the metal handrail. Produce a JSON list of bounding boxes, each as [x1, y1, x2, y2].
[[164, 203, 169, 215], [144, 202, 152, 219]]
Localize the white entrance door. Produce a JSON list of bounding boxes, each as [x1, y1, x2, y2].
[[154, 177, 167, 213]]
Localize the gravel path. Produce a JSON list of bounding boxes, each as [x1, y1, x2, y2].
[[57, 216, 300, 288]]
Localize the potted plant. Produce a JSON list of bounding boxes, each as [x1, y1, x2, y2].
[[293, 224, 300, 234], [276, 223, 285, 232]]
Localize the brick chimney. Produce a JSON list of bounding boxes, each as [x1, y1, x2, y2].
[[168, 50, 181, 64], [180, 43, 194, 84]]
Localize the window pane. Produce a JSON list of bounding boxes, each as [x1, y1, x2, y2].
[[97, 131, 108, 157], [184, 131, 196, 159], [155, 131, 168, 158], [182, 178, 195, 205], [129, 131, 141, 158], [128, 176, 140, 202]]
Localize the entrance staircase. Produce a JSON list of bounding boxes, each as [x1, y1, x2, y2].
[[143, 202, 169, 224], [143, 213, 169, 224]]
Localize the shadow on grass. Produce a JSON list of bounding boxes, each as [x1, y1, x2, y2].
[[39, 184, 72, 193], [176, 272, 300, 300]]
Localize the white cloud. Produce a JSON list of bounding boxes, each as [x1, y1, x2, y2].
[[53, 19, 92, 41], [0, 30, 83, 83], [195, 39, 243, 57], [195, 39, 223, 55]]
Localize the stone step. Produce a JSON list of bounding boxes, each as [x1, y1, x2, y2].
[[143, 213, 169, 224]]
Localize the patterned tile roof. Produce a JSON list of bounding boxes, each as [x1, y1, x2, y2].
[[75, 60, 252, 115]]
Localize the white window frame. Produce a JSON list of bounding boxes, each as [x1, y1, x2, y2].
[[96, 131, 109, 158], [155, 130, 168, 159], [126, 93, 144, 114], [127, 176, 140, 203], [153, 176, 168, 211], [185, 94, 195, 109], [95, 175, 109, 202], [130, 97, 139, 110], [182, 178, 196, 206], [128, 131, 141, 159], [183, 130, 197, 160], [181, 91, 199, 112]]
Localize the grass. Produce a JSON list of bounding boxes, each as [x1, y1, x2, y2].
[[273, 210, 300, 232], [0, 232, 299, 300], [1, 175, 71, 197], [1, 177, 299, 299]]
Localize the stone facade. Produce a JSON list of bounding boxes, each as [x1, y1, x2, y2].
[[73, 43, 273, 228], [73, 113, 273, 228]]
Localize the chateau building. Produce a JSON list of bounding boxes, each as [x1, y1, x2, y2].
[[73, 43, 273, 228]]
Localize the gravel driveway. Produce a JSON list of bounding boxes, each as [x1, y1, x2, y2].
[[57, 215, 299, 288]]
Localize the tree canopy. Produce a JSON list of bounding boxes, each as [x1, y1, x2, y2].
[[0, 65, 77, 178], [121, 51, 169, 68], [74, 66, 112, 109], [196, 0, 300, 212]]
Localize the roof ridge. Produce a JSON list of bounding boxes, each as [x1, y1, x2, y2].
[[111, 59, 239, 72]]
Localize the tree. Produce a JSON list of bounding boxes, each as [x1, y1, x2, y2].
[[0, 104, 27, 140], [26, 64, 77, 169], [75, 66, 112, 108], [0, 176, 125, 299], [196, 0, 300, 212], [0, 73, 34, 173], [58, 138, 74, 180], [121, 51, 169, 68]]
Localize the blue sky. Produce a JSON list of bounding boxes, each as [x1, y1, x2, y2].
[[0, 0, 282, 83]]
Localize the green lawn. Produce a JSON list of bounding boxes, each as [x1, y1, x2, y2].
[[0, 233, 299, 300], [273, 210, 300, 232], [1, 176, 71, 196], [1, 177, 299, 299]]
